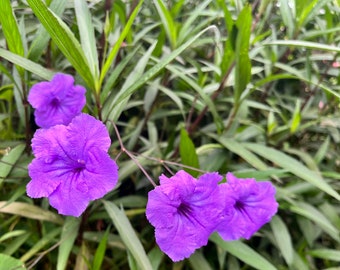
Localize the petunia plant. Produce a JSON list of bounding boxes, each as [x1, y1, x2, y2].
[[3, 0, 340, 269]]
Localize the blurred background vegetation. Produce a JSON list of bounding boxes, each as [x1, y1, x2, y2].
[[0, 0, 340, 269]]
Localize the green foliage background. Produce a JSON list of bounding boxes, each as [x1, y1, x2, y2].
[[0, 0, 340, 269]]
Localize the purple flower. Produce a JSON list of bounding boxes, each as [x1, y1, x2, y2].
[[27, 113, 119, 217], [145, 170, 227, 262], [216, 173, 278, 241], [28, 73, 86, 128]]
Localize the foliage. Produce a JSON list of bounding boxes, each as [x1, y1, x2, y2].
[[0, 0, 340, 269]]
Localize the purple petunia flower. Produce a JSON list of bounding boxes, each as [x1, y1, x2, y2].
[[216, 173, 278, 241], [28, 73, 86, 128], [145, 170, 230, 262], [27, 113, 119, 217]]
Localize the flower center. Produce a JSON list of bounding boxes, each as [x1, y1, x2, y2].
[[50, 97, 60, 107], [73, 159, 86, 173], [235, 200, 245, 211], [177, 202, 192, 217]]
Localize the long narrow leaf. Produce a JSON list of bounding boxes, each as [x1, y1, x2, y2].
[[210, 234, 277, 270], [0, 0, 25, 76], [27, 0, 95, 90], [57, 217, 81, 270], [0, 48, 54, 80], [109, 25, 218, 109], [100, 0, 144, 88], [270, 216, 294, 265], [153, 0, 177, 48], [234, 5, 252, 103], [103, 201, 152, 270], [0, 201, 63, 224], [28, 0, 68, 61], [74, 0, 99, 81], [244, 143, 340, 200]]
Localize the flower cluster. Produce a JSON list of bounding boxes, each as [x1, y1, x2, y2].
[[146, 170, 278, 262], [27, 74, 118, 217]]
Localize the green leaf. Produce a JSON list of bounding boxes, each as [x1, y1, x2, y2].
[[291, 202, 340, 242], [189, 251, 213, 270], [0, 254, 26, 270], [314, 136, 330, 164], [0, 0, 25, 76], [109, 25, 218, 110], [297, 0, 332, 29], [217, 0, 235, 76], [290, 99, 301, 133], [0, 144, 25, 181], [3, 233, 31, 256], [100, 0, 144, 88], [270, 216, 294, 265], [264, 40, 340, 53], [57, 217, 81, 270], [210, 234, 277, 270], [103, 42, 156, 122], [92, 228, 110, 270], [28, 0, 68, 61], [100, 45, 140, 103], [177, 0, 212, 46], [234, 5, 252, 103], [308, 249, 340, 262], [180, 129, 200, 177], [20, 228, 62, 262], [166, 64, 224, 133], [244, 143, 340, 200], [153, 0, 177, 49], [74, 0, 99, 81], [279, 0, 295, 38], [26, 0, 94, 90], [0, 48, 54, 80], [208, 135, 268, 170], [103, 201, 153, 270], [0, 201, 64, 225]]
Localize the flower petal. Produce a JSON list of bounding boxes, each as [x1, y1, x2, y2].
[[66, 114, 111, 152], [82, 149, 119, 200], [27, 158, 66, 198], [31, 125, 67, 158], [48, 173, 90, 217]]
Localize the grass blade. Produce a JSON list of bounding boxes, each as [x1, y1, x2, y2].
[[0, 0, 25, 76], [57, 217, 81, 270], [108, 25, 218, 109], [103, 201, 152, 270], [270, 216, 294, 265], [153, 0, 177, 48], [180, 128, 200, 177], [234, 5, 252, 103], [27, 0, 95, 90], [210, 233, 277, 270], [28, 0, 68, 61], [74, 0, 99, 81], [0, 201, 64, 224], [244, 143, 340, 200], [99, 0, 144, 88], [0, 48, 54, 80]]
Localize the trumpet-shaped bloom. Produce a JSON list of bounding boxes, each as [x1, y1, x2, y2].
[[28, 73, 86, 128], [216, 173, 278, 241], [145, 170, 230, 262], [27, 113, 119, 217]]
